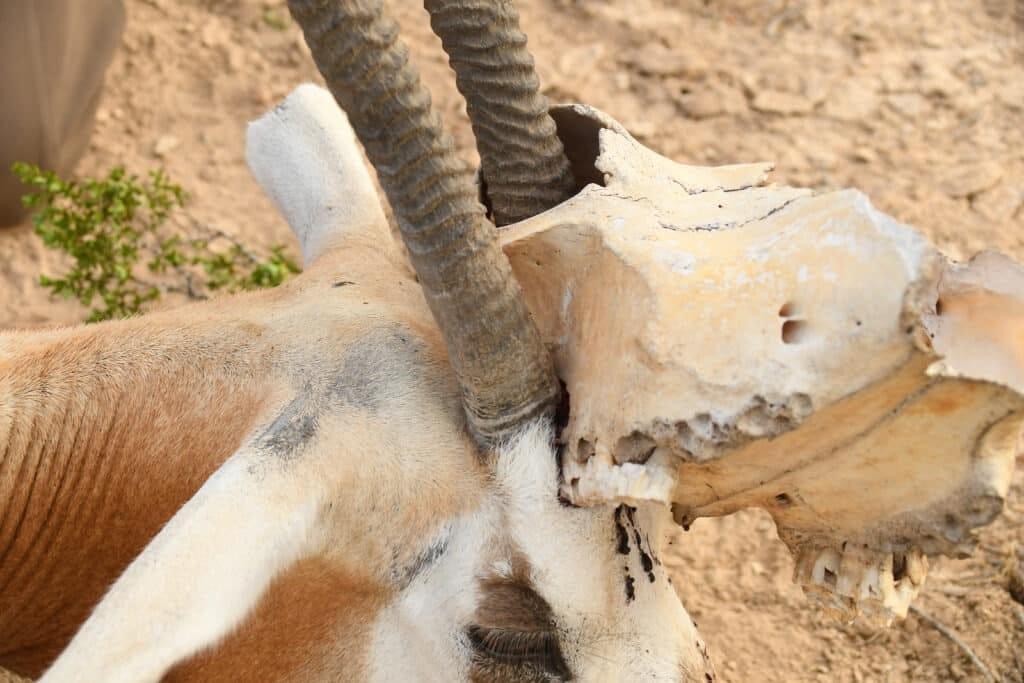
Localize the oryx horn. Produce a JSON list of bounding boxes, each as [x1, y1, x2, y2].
[[287, 0, 560, 449]]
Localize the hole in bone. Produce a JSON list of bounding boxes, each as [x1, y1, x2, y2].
[[781, 319, 810, 344], [691, 413, 712, 437], [613, 432, 657, 465], [935, 298, 945, 316], [577, 438, 595, 461], [893, 554, 908, 582], [778, 301, 798, 318], [549, 106, 610, 191], [822, 567, 838, 587], [774, 493, 792, 507], [942, 513, 964, 542]]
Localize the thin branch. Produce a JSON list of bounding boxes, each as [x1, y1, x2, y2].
[[134, 276, 208, 301], [910, 605, 996, 682], [188, 218, 260, 264]]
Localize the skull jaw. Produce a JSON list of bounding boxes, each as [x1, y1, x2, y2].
[[502, 104, 1024, 624]]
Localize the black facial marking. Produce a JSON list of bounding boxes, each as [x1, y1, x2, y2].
[[258, 326, 440, 463], [624, 573, 636, 603], [254, 394, 319, 460], [614, 505, 630, 555], [327, 328, 421, 410], [624, 505, 638, 526], [644, 532, 661, 566], [391, 534, 449, 589], [632, 528, 655, 582]]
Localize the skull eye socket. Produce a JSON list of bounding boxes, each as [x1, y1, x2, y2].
[[466, 625, 572, 680]]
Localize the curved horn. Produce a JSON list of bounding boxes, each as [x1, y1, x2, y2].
[[424, 0, 576, 226], [287, 0, 559, 448]]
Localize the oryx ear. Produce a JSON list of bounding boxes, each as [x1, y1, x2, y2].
[[246, 83, 389, 266]]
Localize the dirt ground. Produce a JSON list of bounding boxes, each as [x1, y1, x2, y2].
[[2, 0, 1023, 681]]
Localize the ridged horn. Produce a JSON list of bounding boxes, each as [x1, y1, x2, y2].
[[424, 0, 576, 226], [286, 0, 560, 449]]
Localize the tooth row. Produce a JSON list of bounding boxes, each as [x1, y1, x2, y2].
[[561, 447, 677, 506], [793, 545, 928, 625]]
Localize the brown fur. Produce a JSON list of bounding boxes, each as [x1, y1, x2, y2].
[[0, 319, 276, 676], [166, 558, 387, 682], [0, 242, 480, 680]]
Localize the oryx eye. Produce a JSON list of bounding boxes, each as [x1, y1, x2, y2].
[[467, 625, 571, 679], [469, 576, 573, 680]]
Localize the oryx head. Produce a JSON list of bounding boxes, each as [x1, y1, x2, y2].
[[247, 0, 1023, 679]]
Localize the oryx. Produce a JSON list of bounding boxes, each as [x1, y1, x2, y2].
[[1, 1, 714, 680], [2, 0, 1022, 680]]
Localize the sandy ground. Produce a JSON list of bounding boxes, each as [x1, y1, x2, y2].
[[2, 0, 1023, 681]]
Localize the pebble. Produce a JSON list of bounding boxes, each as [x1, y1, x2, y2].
[[558, 43, 605, 81], [622, 45, 706, 79], [972, 182, 1023, 222], [886, 93, 929, 118], [852, 147, 877, 163], [751, 90, 815, 115], [153, 135, 181, 158], [822, 78, 880, 121], [200, 20, 230, 48], [676, 83, 747, 119], [939, 161, 1003, 199]]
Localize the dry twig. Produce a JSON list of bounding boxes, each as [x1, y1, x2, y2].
[[910, 605, 996, 683]]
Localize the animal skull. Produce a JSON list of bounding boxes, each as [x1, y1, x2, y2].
[[500, 104, 1024, 624]]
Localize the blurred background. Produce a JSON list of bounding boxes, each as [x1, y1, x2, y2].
[[1, 1, 1022, 680]]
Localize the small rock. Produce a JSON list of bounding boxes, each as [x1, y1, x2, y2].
[[95, 108, 109, 123], [822, 77, 880, 121], [200, 19, 230, 48], [751, 90, 815, 115], [919, 63, 966, 99], [1007, 558, 1024, 605], [971, 183, 1023, 222], [153, 135, 181, 158], [940, 161, 1003, 199], [224, 44, 247, 73], [622, 45, 706, 79], [886, 93, 929, 118], [996, 81, 1024, 111], [852, 147, 877, 163], [251, 84, 275, 108], [198, 165, 221, 183], [558, 43, 605, 81], [676, 82, 747, 119]]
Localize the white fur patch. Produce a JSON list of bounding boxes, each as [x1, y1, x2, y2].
[[245, 84, 388, 265], [41, 453, 323, 683]]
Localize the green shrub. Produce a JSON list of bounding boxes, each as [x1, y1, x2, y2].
[[13, 162, 300, 323]]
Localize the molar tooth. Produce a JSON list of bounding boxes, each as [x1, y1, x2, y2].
[[793, 547, 817, 586], [812, 548, 841, 587], [835, 557, 861, 598], [904, 550, 928, 586], [858, 564, 881, 601]]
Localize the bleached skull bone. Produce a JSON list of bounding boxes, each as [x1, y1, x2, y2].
[[499, 104, 1024, 623]]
